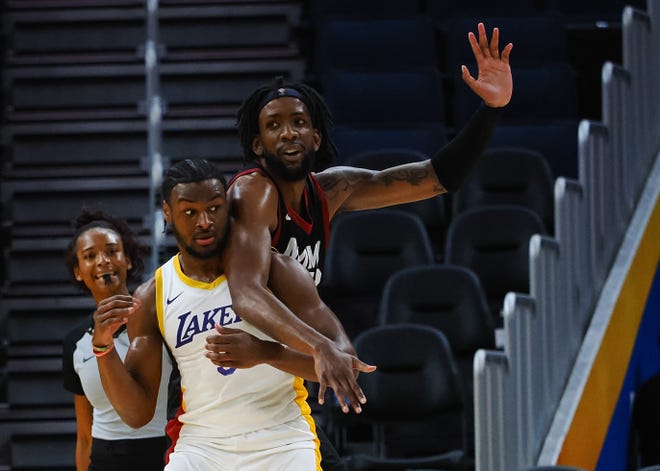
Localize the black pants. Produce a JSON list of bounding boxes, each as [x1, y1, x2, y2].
[[318, 425, 347, 471], [89, 436, 167, 471]]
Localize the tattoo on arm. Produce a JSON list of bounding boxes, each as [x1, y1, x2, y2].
[[380, 167, 436, 187], [321, 167, 443, 195]]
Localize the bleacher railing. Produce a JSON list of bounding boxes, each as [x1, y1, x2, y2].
[[473, 2, 660, 470], [145, 0, 165, 274]]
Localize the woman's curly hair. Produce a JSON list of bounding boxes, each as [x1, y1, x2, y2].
[[64, 208, 148, 291]]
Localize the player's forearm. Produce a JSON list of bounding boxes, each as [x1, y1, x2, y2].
[[229, 283, 335, 356], [304, 305, 355, 355], [96, 349, 157, 428], [430, 103, 503, 192], [261, 341, 318, 381]]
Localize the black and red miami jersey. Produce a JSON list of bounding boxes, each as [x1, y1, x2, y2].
[[229, 166, 330, 285]]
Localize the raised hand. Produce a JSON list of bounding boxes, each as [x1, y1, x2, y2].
[[91, 294, 140, 347], [462, 22, 513, 108], [314, 341, 376, 414]]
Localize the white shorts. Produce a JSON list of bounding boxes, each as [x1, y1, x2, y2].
[[165, 418, 322, 471]]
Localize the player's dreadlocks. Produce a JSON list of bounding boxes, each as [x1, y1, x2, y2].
[[236, 77, 338, 171]]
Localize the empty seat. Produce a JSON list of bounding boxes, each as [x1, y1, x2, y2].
[[452, 63, 579, 128], [378, 264, 496, 455], [4, 4, 145, 66], [451, 146, 555, 233], [332, 122, 448, 164], [322, 68, 446, 127], [444, 206, 547, 326], [2, 296, 94, 357], [6, 358, 72, 409], [2, 177, 150, 237], [6, 238, 78, 291], [0, 419, 76, 469], [489, 121, 580, 180], [159, 2, 301, 58], [6, 60, 304, 122], [426, 0, 540, 26], [314, 16, 437, 77], [443, 16, 569, 73], [543, 0, 647, 24], [340, 324, 467, 470], [162, 121, 245, 176], [3, 121, 147, 178], [307, 0, 421, 31], [5, 63, 148, 121], [159, 59, 304, 118], [321, 209, 435, 339]]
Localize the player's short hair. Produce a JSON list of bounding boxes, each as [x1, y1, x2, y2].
[[160, 158, 227, 204]]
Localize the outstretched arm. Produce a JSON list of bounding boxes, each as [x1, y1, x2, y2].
[[91, 281, 164, 428], [225, 176, 370, 409], [317, 22, 513, 217]]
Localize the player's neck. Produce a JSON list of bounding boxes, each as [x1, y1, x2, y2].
[[177, 252, 224, 283], [274, 177, 308, 214]]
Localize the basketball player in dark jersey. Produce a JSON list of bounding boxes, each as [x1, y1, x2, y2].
[[225, 22, 513, 469], [228, 166, 329, 285]]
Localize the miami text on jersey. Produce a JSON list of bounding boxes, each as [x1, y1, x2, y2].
[[282, 238, 322, 285]]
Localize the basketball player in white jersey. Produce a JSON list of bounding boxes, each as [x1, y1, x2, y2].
[[91, 159, 375, 470]]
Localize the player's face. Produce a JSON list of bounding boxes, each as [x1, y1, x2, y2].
[[253, 97, 321, 182], [73, 227, 131, 299], [164, 179, 229, 260]]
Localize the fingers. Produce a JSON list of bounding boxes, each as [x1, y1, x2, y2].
[[334, 394, 351, 415], [477, 22, 490, 58], [461, 65, 477, 89], [96, 295, 139, 312], [501, 42, 513, 65], [489, 27, 500, 59], [354, 359, 377, 374], [333, 378, 367, 414], [94, 296, 139, 330], [467, 30, 482, 62], [317, 382, 327, 406], [468, 23, 510, 65], [204, 349, 233, 366]]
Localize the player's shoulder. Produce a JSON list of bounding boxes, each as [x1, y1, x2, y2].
[[232, 169, 275, 189], [229, 171, 279, 204], [134, 276, 156, 301]]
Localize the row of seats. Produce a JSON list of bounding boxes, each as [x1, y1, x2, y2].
[[320, 203, 544, 338], [308, 7, 582, 182], [317, 204, 545, 466], [343, 146, 555, 256], [0, 145, 555, 295], [2, 1, 305, 179], [306, 0, 646, 27], [0, 2, 306, 469]]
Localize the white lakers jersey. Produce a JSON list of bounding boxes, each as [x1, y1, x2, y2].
[[155, 254, 314, 440]]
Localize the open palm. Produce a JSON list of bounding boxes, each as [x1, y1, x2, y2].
[[462, 22, 513, 108]]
